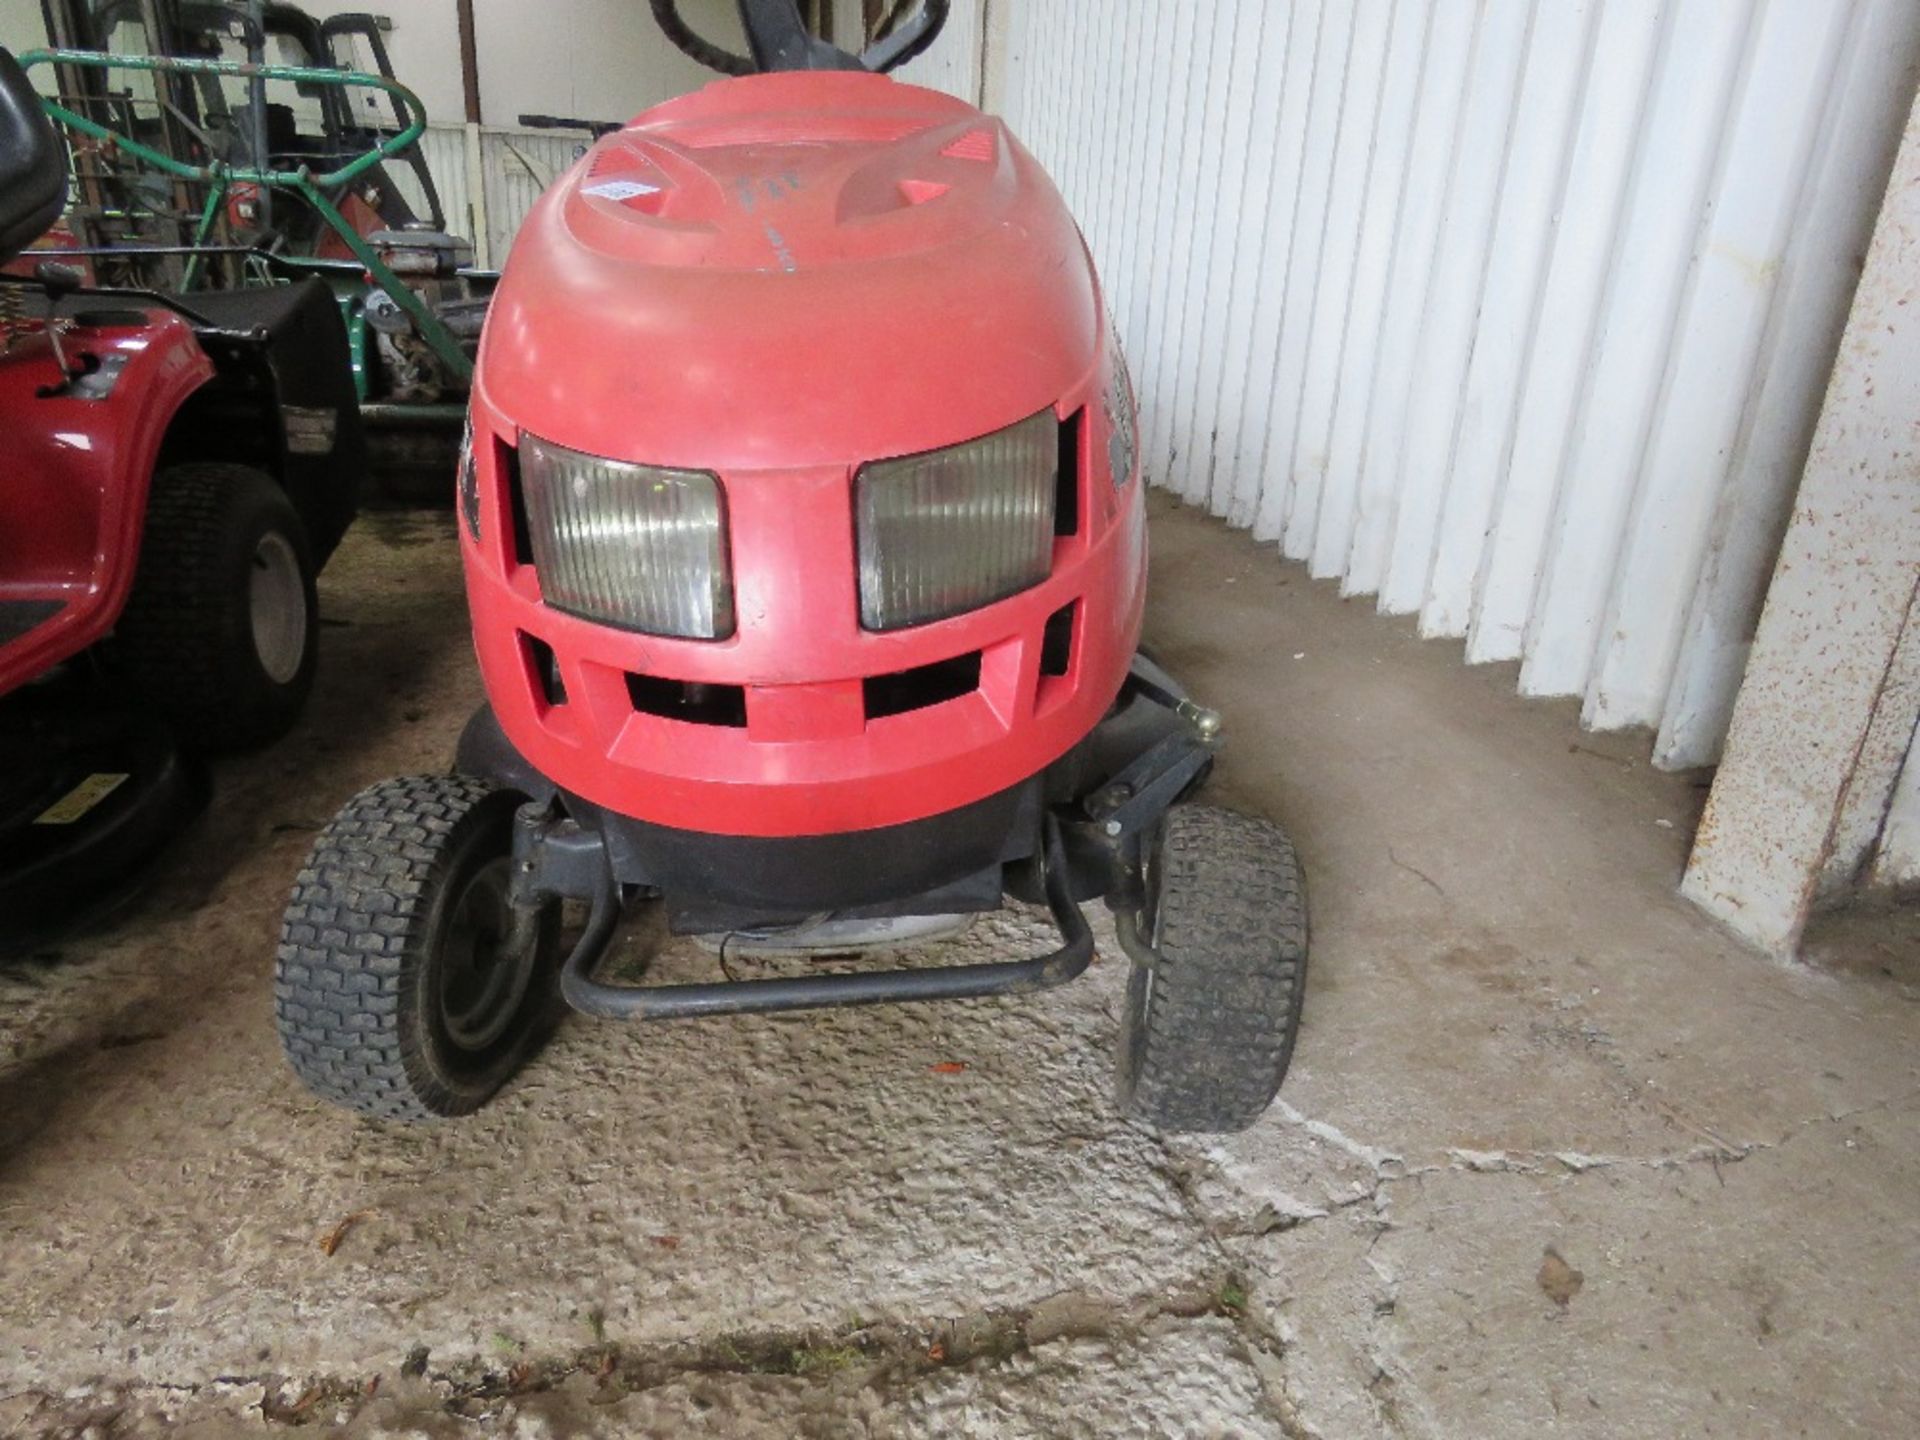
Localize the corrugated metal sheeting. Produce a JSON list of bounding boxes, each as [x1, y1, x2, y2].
[[1682, 83, 1920, 950], [410, 124, 472, 242], [893, 0, 985, 103], [1000, 0, 1920, 767], [411, 124, 595, 267], [475, 129, 601, 261]]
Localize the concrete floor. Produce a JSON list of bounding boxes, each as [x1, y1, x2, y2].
[[2, 492, 1916, 1437]]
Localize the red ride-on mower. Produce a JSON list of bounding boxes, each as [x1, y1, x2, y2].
[[0, 48, 362, 952], [275, 0, 1308, 1134]]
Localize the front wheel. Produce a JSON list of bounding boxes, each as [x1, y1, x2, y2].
[[274, 775, 560, 1121], [1116, 804, 1308, 1133]]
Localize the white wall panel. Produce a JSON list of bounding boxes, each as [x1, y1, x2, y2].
[[1377, 0, 1531, 611], [1656, 0, 1920, 768], [1586, 0, 1854, 732], [1341, 0, 1472, 595], [1284, 0, 1393, 561], [479, 128, 594, 262], [1138, 3, 1209, 515], [893, 0, 983, 102], [1224, 0, 1322, 533], [1312, 0, 1429, 578], [1168, 0, 1252, 509], [413, 124, 588, 266], [1192, 0, 1289, 522], [1518, 0, 1752, 700], [1190, 0, 1281, 521], [1423, 0, 1596, 638], [1253, 0, 1353, 546], [1002, 0, 1920, 767], [414, 123, 474, 239], [1465, 0, 1663, 668]]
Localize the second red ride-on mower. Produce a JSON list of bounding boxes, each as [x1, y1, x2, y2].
[[0, 46, 359, 952], [276, 0, 1308, 1134]]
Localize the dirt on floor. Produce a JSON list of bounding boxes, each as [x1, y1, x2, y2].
[[1, 493, 1916, 1438]]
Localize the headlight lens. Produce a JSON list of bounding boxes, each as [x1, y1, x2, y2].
[[519, 431, 733, 640], [1105, 331, 1137, 487], [855, 409, 1058, 631], [457, 414, 480, 540]]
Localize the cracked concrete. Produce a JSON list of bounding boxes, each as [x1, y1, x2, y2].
[[3, 493, 1917, 1436]]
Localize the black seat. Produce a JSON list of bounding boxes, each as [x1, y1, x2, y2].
[[0, 48, 67, 264]]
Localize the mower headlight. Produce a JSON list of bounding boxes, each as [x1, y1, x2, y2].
[[519, 432, 734, 640], [457, 415, 480, 541], [855, 410, 1058, 631]]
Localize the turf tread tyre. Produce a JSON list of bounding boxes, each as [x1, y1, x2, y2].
[[1118, 805, 1308, 1133], [116, 463, 317, 753], [274, 774, 556, 1121]]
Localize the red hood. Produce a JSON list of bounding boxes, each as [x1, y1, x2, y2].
[[475, 71, 1100, 472]]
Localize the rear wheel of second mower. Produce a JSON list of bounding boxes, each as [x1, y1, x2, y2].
[[1116, 804, 1308, 1133], [115, 463, 319, 754], [274, 774, 561, 1121]]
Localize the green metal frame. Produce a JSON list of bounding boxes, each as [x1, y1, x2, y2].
[[21, 47, 472, 384]]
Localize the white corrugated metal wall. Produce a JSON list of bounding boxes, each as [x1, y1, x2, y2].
[[410, 125, 473, 244], [1000, 0, 1920, 768], [475, 129, 601, 262], [1683, 84, 1920, 951], [1879, 750, 1920, 890], [405, 125, 601, 267], [893, 0, 986, 101]]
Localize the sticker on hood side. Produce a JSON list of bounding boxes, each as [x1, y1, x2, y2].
[[582, 179, 661, 201]]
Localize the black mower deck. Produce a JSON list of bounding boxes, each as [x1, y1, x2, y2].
[[0, 684, 208, 955]]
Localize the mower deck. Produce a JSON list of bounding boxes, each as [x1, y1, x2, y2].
[[0, 683, 209, 955]]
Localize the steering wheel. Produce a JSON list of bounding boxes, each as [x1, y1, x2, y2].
[[649, 0, 949, 76]]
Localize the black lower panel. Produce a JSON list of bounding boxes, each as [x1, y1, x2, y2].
[[0, 598, 63, 647], [455, 703, 1042, 926], [452, 660, 1197, 932]]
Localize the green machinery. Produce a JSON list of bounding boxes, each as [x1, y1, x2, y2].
[[22, 45, 483, 483]]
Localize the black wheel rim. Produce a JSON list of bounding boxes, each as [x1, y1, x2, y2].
[[437, 856, 537, 1052], [248, 529, 308, 686]]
